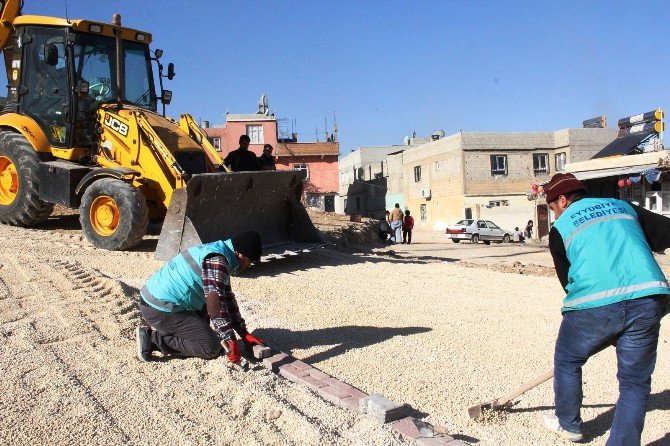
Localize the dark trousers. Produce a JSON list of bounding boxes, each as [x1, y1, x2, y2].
[[140, 298, 222, 359], [403, 229, 412, 244], [554, 295, 666, 445]]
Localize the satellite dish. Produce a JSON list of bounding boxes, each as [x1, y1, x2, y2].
[[403, 136, 410, 145], [433, 129, 445, 138]]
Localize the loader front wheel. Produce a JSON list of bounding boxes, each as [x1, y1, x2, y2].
[[80, 178, 148, 250], [0, 131, 54, 225]]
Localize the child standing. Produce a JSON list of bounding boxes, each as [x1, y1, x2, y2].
[[403, 210, 414, 244]]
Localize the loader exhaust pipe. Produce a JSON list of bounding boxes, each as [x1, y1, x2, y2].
[[113, 13, 124, 107]]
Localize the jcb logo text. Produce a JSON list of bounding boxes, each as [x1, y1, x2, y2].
[[104, 115, 129, 137]]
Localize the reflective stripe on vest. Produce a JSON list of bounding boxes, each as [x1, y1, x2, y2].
[[562, 281, 670, 310], [142, 240, 237, 313], [182, 250, 203, 276], [564, 214, 636, 250], [140, 285, 184, 312], [553, 197, 670, 311]]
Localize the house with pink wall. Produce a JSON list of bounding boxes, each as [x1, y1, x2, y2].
[[204, 112, 339, 212], [204, 114, 278, 157]]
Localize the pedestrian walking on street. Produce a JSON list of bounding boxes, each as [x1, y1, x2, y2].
[[136, 231, 266, 366], [402, 210, 414, 244], [389, 203, 403, 243], [539, 173, 670, 445]]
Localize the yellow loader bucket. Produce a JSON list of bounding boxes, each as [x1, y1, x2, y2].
[[155, 170, 323, 260]]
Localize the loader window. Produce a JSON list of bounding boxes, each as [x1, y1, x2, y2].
[[20, 27, 70, 147], [71, 33, 156, 146]]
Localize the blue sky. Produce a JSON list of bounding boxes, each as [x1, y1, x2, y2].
[[20, 1, 670, 153]]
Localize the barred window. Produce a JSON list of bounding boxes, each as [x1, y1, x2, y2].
[[533, 153, 550, 175], [490, 155, 507, 176], [555, 152, 566, 171]]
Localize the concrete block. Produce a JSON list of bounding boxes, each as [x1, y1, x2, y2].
[[317, 385, 352, 405], [278, 364, 310, 383], [392, 417, 452, 442], [291, 360, 312, 371], [307, 369, 331, 380], [416, 437, 455, 446], [339, 396, 361, 413], [298, 375, 328, 391], [445, 441, 468, 446], [252, 344, 272, 359], [359, 393, 409, 423], [262, 352, 290, 372]]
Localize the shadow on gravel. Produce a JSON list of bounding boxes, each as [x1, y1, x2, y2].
[[36, 213, 80, 230], [254, 325, 432, 365], [582, 389, 670, 442], [243, 248, 431, 278], [513, 389, 670, 444]]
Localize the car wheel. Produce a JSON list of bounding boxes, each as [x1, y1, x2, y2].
[[502, 234, 510, 243], [452, 239, 460, 243], [483, 240, 491, 245], [471, 234, 479, 244]]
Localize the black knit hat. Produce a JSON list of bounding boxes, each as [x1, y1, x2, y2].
[[231, 231, 262, 261]]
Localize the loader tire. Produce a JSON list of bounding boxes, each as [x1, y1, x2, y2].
[[0, 131, 54, 225], [80, 178, 148, 250]]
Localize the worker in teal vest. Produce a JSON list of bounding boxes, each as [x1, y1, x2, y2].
[[539, 173, 670, 445], [136, 231, 265, 365]]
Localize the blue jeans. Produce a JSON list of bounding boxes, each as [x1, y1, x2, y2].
[[554, 295, 666, 446], [390, 220, 402, 243]]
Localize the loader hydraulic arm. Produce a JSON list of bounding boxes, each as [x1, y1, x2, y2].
[[0, 0, 20, 50], [135, 111, 188, 187], [179, 114, 230, 172]]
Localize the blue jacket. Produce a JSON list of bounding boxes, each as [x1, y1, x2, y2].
[[552, 197, 670, 311], [141, 240, 239, 312]]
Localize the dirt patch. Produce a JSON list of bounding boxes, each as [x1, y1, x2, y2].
[[456, 260, 556, 278]]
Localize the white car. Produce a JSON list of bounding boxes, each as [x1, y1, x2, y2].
[[445, 219, 512, 245]]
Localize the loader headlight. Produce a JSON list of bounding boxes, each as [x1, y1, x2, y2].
[[89, 25, 103, 33], [136, 33, 146, 42]]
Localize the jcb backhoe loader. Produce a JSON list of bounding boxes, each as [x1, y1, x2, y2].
[[0, 1, 321, 259]]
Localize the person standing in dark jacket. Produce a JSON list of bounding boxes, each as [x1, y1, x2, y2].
[[259, 144, 276, 170], [539, 173, 670, 445], [224, 135, 260, 172]]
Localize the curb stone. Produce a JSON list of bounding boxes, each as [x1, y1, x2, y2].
[[258, 347, 468, 445]]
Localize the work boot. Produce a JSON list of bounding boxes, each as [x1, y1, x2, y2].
[[539, 414, 583, 442], [136, 326, 154, 362]]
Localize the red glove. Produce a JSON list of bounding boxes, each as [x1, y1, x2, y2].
[[243, 333, 265, 350], [226, 340, 241, 363]]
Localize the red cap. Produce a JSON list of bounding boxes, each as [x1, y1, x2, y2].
[[544, 173, 586, 204]]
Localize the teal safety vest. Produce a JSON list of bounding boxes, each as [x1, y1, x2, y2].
[[141, 240, 239, 312], [553, 197, 670, 312]]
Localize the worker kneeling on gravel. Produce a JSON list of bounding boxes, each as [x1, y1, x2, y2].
[[540, 173, 670, 445], [136, 231, 266, 365]]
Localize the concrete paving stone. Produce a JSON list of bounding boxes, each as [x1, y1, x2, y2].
[[278, 364, 310, 382], [338, 396, 361, 413], [317, 385, 352, 405], [291, 360, 313, 370], [252, 344, 272, 359], [359, 393, 409, 423], [299, 374, 328, 391], [391, 417, 423, 440], [307, 369, 331, 380], [321, 378, 368, 397], [261, 352, 289, 372], [444, 441, 467, 446], [416, 437, 455, 446]]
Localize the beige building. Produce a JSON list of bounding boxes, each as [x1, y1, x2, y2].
[[398, 128, 617, 237]]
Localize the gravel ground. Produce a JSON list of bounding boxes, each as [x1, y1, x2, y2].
[[1, 216, 668, 446]]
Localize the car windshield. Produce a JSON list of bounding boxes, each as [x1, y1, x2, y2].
[[72, 32, 156, 111], [456, 219, 474, 225]]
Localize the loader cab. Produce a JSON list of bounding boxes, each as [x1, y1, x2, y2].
[[10, 24, 157, 149]]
